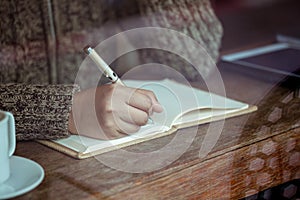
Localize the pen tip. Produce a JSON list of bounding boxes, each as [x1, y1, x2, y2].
[[83, 45, 93, 54]]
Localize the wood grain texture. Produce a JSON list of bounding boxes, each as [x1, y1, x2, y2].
[[106, 129, 299, 200]]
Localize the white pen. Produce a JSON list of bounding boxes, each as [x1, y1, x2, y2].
[[83, 46, 154, 124], [83, 46, 125, 85]]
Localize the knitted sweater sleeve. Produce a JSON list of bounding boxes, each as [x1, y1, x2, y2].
[[0, 84, 80, 140]]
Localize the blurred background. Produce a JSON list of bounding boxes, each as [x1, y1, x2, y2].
[[212, 0, 300, 53]]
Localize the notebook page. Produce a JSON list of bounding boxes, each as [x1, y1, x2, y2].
[[55, 124, 169, 153], [124, 80, 182, 127], [124, 79, 248, 126], [124, 79, 248, 123]]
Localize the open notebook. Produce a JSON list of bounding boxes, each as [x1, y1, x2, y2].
[[38, 79, 257, 159]]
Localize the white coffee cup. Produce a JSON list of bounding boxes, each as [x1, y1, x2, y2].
[[0, 111, 16, 184]]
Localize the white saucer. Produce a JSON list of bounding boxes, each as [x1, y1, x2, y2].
[[0, 156, 44, 199]]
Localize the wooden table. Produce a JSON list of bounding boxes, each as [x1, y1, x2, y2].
[[13, 60, 300, 199]]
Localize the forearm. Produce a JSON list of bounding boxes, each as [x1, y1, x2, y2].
[[0, 83, 80, 140]]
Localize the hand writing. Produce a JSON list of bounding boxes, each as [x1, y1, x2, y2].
[[68, 84, 163, 140]]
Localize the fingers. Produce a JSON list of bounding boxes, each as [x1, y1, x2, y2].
[[73, 84, 164, 140], [119, 105, 149, 126], [151, 103, 164, 113], [98, 115, 141, 139], [114, 117, 141, 134], [136, 89, 164, 113], [137, 89, 159, 104], [100, 115, 141, 139], [126, 88, 163, 114], [127, 91, 152, 113]]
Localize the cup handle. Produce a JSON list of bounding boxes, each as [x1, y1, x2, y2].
[[6, 112, 16, 156]]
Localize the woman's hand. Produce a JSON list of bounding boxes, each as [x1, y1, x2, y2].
[[68, 84, 163, 140]]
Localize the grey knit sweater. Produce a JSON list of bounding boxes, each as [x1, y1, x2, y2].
[[0, 0, 223, 140]]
